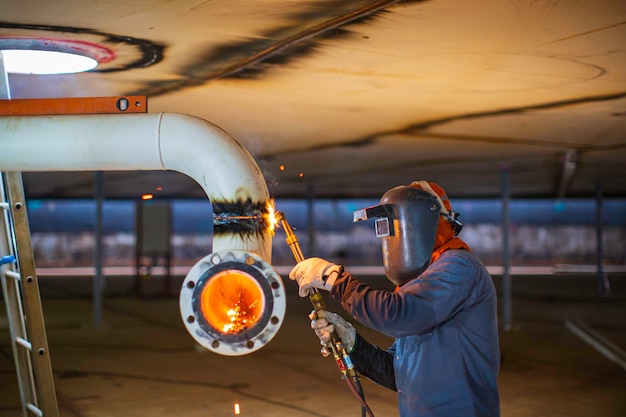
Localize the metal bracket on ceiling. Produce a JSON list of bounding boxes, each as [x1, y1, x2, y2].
[[557, 148, 578, 200]]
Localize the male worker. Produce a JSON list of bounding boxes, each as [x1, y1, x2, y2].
[[289, 181, 500, 417]]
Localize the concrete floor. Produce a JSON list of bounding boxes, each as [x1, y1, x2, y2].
[[1, 272, 625, 417]]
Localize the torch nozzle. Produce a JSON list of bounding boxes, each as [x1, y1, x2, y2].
[[276, 212, 305, 263]]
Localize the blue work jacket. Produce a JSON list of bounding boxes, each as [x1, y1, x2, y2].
[[330, 249, 500, 417]]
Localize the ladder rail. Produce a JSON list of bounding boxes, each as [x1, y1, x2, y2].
[[1, 172, 59, 417], [0, 174, 36, 417]]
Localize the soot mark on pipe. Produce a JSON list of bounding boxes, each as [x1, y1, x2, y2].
[[212, 199, 269, 236]]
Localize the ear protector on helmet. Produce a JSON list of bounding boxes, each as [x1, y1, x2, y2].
[[409, 180, 463, 236]]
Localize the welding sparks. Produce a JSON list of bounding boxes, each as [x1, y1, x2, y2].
[[265, 199, 279, 234], [222, 294, 261, 333]]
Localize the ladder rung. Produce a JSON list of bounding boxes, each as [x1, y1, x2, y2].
[[5, 270, 20, 281], [15, 336, 32, 351], [26, 403, 43, 417], [0, 202, 9, 209]]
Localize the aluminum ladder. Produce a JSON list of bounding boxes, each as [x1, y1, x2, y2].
[[0, 171, 59, 417]]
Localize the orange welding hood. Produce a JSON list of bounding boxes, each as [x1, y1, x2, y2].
[[409, 181, 471, 263]]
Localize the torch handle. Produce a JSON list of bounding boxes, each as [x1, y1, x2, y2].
[[277, 212, 356, 379]]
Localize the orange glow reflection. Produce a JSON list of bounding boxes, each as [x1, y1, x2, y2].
[[199, 270, 264, 334], [266, 199, 278, 234]]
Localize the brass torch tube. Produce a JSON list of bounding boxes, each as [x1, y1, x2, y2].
[[277, 212, 355, 379], [280, 218, 305, 263]]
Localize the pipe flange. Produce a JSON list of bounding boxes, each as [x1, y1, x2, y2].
[[179, 249, 285, 356]]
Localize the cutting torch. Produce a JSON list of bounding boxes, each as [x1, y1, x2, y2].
[[276, 211, 374, 417]]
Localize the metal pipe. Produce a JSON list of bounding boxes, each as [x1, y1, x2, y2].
[[0, 113, 272, 261], [565, 320, 626, 372]]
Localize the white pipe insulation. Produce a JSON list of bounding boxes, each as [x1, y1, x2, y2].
[[0, 112, 272, 261]]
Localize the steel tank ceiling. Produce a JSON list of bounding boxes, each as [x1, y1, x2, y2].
[[1, 0, 625, 200]]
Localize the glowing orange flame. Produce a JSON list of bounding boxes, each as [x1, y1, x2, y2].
[[234, 402, 241, 414], [266, 199, 279, 234]]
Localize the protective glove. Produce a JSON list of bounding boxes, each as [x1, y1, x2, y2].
[[289, 257, 342, 297], [309, 309, 357, 353]]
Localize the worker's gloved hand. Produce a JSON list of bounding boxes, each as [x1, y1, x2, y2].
[[289, 257, 342, 297], [309, 310, 357, 353]]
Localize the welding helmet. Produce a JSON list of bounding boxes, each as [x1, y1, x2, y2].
[[353, 185, 441, 286], [353, 181, 464, 286]]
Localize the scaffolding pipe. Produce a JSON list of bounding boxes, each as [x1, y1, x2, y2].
[[565, 320, 626, 372]]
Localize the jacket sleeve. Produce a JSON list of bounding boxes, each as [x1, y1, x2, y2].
[[350, 333, 397, 391], [329, 253, 478, 339]]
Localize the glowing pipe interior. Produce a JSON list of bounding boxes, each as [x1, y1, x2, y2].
[[199, 269, 265, 334]]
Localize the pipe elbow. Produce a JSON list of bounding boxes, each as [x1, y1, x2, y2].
[[157, 113, 272, 261], [158, 113, 268, 203]]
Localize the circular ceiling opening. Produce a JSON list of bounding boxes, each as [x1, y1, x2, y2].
[[0, 37, 114, 76], [2, 49, 98, 74], [0, 24, 164, 74]]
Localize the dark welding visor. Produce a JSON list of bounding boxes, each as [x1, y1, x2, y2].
[[353, 203, 395, 237]]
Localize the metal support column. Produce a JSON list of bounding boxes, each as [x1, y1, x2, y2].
[[596, 182, 610, 295], [501, 164, 512, 331], [93, 171, 105, 327]]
